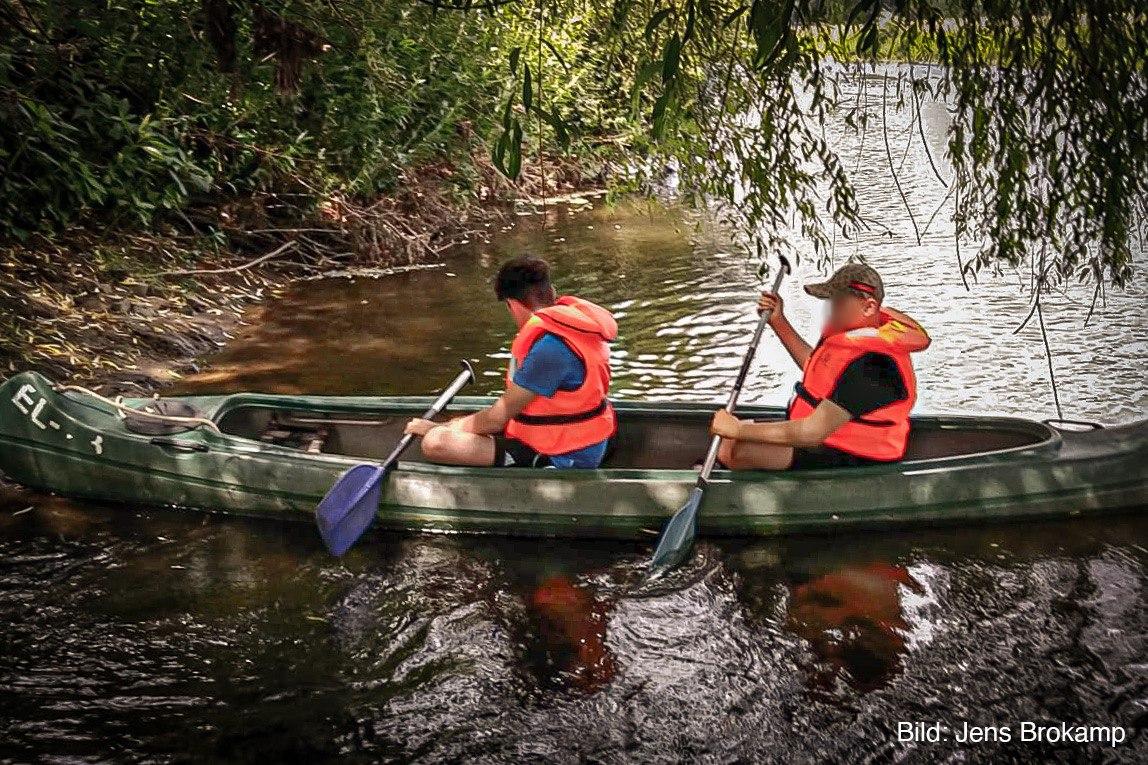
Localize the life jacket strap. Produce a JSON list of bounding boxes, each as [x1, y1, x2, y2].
[[793, 383, 896, 427], [512, 399, 609, 426]]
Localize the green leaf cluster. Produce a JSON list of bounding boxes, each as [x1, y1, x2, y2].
[[0, 1, 603, 238], [3, 1, 1145, 289]]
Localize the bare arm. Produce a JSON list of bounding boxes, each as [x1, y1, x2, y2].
[[771, 315, 813, 369], [711, 400, 852, 448], [758, 292, 813, 369], [405, 382, 536, 438], [445, 382, 536, 436]]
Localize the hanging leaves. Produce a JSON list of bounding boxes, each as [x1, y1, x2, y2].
[[630, 60, 662, 116], [661, 32, 682, 84], [644, 7, 673, 38], [847, 0, 882, 58], [533, 105, 570, 148], [651, 91, 673, 140], [506, 119, 523, 179], [748, 0, 793, 69], [501, 94, 513, 132], [723, 5, 749, 27], [491, 115, 524, 181]]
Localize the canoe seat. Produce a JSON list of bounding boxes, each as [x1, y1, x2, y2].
[[123, 399, 205, 435], [259, 416, 329, 454]]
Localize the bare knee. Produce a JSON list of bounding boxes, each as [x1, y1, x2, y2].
[[420, 427, 451, 461], [418, 427, 493, 466], [718, 439, 791, 471], [717, 439, 740, 469]]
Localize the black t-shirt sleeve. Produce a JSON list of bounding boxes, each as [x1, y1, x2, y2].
[[827, 352, 909, 418]]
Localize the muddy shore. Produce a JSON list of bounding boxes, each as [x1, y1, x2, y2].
[[1, 159, 604, 397]]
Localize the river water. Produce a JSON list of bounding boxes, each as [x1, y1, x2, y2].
[[2, 72, 1146, 762]]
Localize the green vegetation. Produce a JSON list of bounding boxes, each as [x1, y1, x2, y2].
[[1, 1, 564, 238], [570, 0, 1147, 288], [3, 1, 1145, 289]]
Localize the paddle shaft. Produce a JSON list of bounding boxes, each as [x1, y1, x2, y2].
[[695, 264, 789, 485], [380, 362, 475, 468]]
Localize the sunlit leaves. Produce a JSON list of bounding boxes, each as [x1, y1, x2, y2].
[[5, 0, 534, 230], [4, 0, 1145, 289], [515, 0, 1146, 287]]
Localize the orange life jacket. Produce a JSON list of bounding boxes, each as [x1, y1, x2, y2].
[[787, 312, 927, 461], [504, 296, 617, 455]]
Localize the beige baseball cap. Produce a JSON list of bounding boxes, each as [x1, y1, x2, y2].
[[804, 263, 884, 303]]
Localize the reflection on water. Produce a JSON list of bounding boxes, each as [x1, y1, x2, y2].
[[2, 483, 1144, 761], [785, 562, 926, 693], [527, 575, 616, 693]]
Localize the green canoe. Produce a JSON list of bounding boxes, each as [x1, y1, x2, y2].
[[1, 371, 1144, 538]]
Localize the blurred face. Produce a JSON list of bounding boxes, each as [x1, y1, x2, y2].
[[825, 292, 881, 332]]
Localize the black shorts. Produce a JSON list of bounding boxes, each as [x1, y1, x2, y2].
[[789, 445, 890, 470], [492, 435, 552, 468]]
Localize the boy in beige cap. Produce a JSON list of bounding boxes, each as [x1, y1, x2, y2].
[[711, 263, 930, 470]]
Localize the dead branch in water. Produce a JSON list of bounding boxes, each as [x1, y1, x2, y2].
[[155, 241, 299, 277]]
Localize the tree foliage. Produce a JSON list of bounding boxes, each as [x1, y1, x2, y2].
[[2, 1, 1145, 288], [481, 0, 1145, 287], [0, 1, 584, 237]]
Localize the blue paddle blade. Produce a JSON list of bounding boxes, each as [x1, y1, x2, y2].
[[650, 486, 704, 572], [315, 464, 387, 556]]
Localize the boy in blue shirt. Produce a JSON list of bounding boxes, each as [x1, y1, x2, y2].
[[405, 257, 617, 468]]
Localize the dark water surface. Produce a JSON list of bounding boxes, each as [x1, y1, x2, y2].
[[2, 489, 1145, 762], [3, 73, 1147, 762]]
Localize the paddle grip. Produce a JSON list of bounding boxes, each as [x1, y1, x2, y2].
[[381, 361, 476, 468], [696, 258, 790, 482]]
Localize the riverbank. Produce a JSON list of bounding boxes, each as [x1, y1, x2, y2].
[[0, 154, 605, 396]]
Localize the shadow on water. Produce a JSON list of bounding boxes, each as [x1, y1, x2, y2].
[[2, 480, 1145, 761]]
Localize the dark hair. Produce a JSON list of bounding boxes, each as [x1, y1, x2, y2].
[[493, 256, 553, 305]]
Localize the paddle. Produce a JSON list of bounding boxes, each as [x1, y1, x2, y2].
[[316, 360, 476, 556], [650, 256, 791, 572]]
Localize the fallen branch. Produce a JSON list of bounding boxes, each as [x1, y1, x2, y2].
[[245, 227, 343, 235], [515, 189, 608, 207], [155, 241, 298, 277]]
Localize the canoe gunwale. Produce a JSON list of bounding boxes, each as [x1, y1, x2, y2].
[[0, 371, 1092, 484], [197, 392, 1068, 481], [1, 372, 1144, 538]]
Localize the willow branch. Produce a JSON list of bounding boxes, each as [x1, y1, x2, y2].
[[412, 0, 523, 10], [882, 71, 921, 246], [156, 241, 298, 277]]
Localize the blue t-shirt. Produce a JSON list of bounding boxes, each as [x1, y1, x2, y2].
[[512, 333, 609, 468]]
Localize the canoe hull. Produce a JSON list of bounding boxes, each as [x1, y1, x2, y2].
[[1, 372, 1144, 539]]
